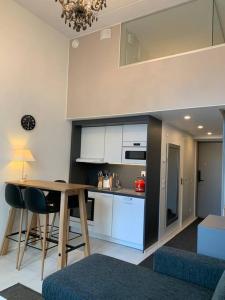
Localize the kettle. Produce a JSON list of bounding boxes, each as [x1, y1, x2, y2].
[[134, 176, 145, 192]]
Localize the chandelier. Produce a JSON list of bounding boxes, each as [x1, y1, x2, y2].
[[55, 0, 107, 32]]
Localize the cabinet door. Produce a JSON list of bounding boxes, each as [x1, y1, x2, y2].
[[80, 127, 105, 159], [112, 196, 145, 245], [123, 124, 147, 142], [105, 126, 123, 164], [94, 193, 113, 236]]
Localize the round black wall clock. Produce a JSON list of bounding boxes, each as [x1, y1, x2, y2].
[[21, 115, 36, 131]]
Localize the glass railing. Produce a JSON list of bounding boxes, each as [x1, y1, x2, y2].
[[120, 0, 225, 66]]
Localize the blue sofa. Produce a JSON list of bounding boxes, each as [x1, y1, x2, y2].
[[42, 247, 225, 299]]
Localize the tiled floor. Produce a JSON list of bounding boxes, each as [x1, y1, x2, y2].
[[0, 217, 196, 294], [0, 237, 148, 294]]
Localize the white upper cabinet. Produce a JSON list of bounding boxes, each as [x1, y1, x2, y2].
[[123, 124, 147, 142], [78, 124, 148, 164], [104, 126, 123, 164], [80, 127, 105, 161]]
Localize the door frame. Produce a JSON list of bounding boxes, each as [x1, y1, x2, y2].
[[196, 140, 223, 217]]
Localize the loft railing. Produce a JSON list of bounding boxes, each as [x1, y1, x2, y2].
[[120, 0, 225, 66]]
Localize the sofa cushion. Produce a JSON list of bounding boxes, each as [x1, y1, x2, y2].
[[154, 246, 225, 290], [43, 254, 213, 300]]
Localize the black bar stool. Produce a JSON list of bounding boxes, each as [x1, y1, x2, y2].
[[46, 180, 78, 236], [46, 180, 79, 264], [0, 183, 27, 269], [18, 187, 60, 280]]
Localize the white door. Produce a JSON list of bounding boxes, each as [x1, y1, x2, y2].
[[94, 193, 113, 236], [112, 196, 144, 245], [80, 127, 105, 160], [104, 126, 122, 164]]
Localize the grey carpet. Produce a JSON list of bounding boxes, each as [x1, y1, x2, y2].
[[139, 218, 203, 269], [0, 283, 42, 300]]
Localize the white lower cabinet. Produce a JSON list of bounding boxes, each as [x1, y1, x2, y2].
[[85, 192, 145, 250], [93, 193, 113, 236], [112, 196, 145, 247]]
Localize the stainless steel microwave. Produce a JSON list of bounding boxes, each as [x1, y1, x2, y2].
[[122, 141, 147, 165]]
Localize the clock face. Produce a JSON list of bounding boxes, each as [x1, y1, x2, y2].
[[21, 115, 36, 131]]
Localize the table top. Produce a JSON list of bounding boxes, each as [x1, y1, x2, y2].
[[199, 214, 225, 230], [5, 180, 91, 193]]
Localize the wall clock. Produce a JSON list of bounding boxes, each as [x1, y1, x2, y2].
[[21, 115, 36, 131]]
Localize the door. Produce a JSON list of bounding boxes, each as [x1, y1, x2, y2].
[[197, 142, 222, 218], [123, 124, 147, 142], [104, 126, 122, 164], [80, 127, 105, 160], [93, 193, 113, 236], [112, 195, 144, 246], [166, 144, 180, 227]]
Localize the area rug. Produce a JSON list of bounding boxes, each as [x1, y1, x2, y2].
[[0, 283, 42, 300], [139, 218, 203, 269]]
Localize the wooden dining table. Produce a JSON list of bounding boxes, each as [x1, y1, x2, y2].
[[3, 180, 91, 270]]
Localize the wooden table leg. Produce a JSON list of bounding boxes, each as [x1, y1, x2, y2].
[[79, 189, 90, 257], [57, 191, 68, 270], [0, 208, 16, 256]]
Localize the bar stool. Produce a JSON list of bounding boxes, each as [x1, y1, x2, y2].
[[0, 183, 27, 269], [46, 180, 78, 234], [46, 180, 79, 264], [18, 187, 60, 280]]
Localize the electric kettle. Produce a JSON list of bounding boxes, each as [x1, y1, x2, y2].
[[134, 176, 145, 192]]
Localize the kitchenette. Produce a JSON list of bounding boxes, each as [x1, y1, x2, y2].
[[69, 115, 162, 251]]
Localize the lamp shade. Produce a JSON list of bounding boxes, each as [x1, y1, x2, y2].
[[12, 149, 35, 162]]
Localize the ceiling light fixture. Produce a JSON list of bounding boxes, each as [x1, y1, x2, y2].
[[198, 125, 204, 129], [55, 0, 107, 32], [207, 132, 212, 135], [184, 115, 191, 120]]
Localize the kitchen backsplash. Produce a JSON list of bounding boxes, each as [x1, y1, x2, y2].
[[77, 163, 146, 189]]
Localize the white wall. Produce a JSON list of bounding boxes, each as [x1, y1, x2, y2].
[[159, 123, 196, 238], [67, 24, 225, 119], [182, 136, 196, 221], [0, 1, 71, 243], [125, 0, 216, 62]]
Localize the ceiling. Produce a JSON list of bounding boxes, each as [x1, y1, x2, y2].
[[152, 106, 224, 139], [14, 0, 191, 38]]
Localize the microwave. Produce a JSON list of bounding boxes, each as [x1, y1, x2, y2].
[[122, 141, 147, 165]]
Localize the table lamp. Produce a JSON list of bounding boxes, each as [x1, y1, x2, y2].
[[12, 149, 35, 180]]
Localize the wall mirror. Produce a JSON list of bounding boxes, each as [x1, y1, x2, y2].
[[166, 143, 180, 227]]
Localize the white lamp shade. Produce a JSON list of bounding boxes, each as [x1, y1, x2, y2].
[[12, 149, 35, 162]]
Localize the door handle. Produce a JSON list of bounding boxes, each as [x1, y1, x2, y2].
[[197, 170, 204, 182]]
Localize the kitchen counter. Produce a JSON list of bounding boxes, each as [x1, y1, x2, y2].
[[88, 187, 145, 199]]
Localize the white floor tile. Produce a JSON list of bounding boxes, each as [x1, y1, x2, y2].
[[0, 237, 146, 294], [0, 218, 195, 295]]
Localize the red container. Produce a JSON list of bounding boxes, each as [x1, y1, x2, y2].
[[134, 177, 145, 192]]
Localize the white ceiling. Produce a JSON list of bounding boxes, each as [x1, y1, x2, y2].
[[14, 0, 191, 38], [152, 106, 224, 139]]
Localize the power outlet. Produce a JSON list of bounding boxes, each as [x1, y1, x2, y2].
[[141, 171, 146, 177]]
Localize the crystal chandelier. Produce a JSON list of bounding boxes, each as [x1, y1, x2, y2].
[[55, 0, 107, 32]]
